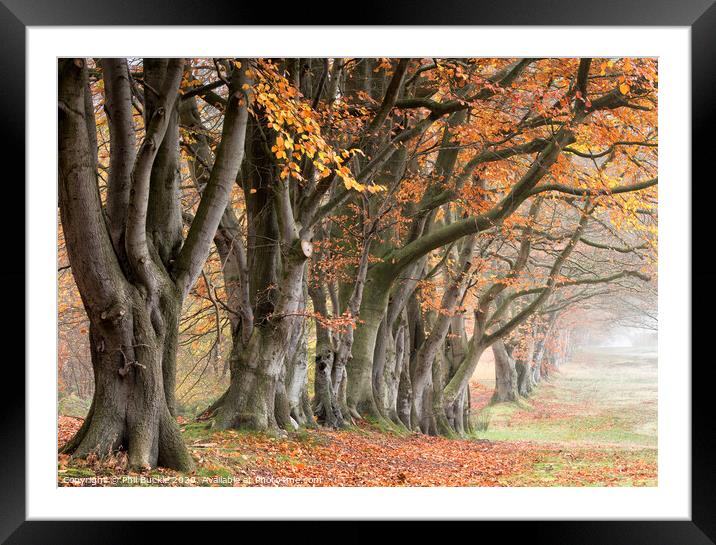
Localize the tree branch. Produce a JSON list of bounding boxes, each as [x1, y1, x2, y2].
[[174, 61, 254, 299], [102, 58, 137, 256], [125, 58, 185, 288], [530, 177, 657, 197], [365, 58, 410, 135]]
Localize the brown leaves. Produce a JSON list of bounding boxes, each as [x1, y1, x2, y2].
[[57, 414, 656, 487], [58, 415, 83, 448]]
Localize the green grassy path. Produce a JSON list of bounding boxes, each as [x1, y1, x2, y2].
[[473, 346, 657, 447], [469, 346, 657, 486]]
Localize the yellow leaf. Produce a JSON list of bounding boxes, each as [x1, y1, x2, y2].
[[619, 83, 630, 95]]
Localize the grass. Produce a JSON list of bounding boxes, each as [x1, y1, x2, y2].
[[494, 447, 657, 487], [468, 346, 658, 485], [57, 393, 90, 418], [472, 347, 657, 448]]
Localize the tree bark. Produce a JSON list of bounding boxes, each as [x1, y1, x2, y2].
[[396, 322, 413, 429], [492, 340, 519, 403], [411, 235, 476, 432], [309, 284, 345, 428], [59, 58, 193, 471], [516, 338, 536, 396], [285, 280, 313, 427], [346, 272, 390, 420], [60, 58, 252, 470], [213, 252, 308, 431]]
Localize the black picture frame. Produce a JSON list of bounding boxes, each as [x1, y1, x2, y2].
[[2, 1, 712, 542]]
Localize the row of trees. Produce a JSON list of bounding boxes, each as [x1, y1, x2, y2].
[[58, 57, 657, 470]]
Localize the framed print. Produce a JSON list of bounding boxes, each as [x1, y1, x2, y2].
[[2, 0, 713, 542]]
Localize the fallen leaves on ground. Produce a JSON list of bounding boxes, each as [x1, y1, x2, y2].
[[58, 415, 83, 447], [57, 417, 656, 487], [57, 350, 657, 488]]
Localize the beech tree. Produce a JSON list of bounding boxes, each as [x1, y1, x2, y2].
[[59, 58, 252, 470]]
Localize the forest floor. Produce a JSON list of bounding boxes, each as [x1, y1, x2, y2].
[[57, 346, 657, 487]]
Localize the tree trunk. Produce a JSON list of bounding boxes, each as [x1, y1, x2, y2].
[[346, 271, 391, 420], [411, 235, 475, 432], [396, 323, 413, 429], [384, 316, 408, 424], [441, 334, 486, 410], [516, 360, 533, 397], [533, 336, 545, 384], [463, 385, 473, 434], [285, 312, 312, 427], [274, 385, 296, 431], [58, 58, 193, 471], [60, 290, 193, 471], [213, 237, 309, 431], [371, 314, 391, 417], [491, 340, 519, 403], [373, 314, 406, 425], [213, 323, 282, 431], [369, 256, 425, 425], [516, 338, 536, 396], [432, 352, 455, 437], [309, 284, 345, 428], [283, 277, 313, 428]]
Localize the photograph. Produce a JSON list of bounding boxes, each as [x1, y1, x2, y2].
[[0, 3, 707, 538], [56, 56, 660, 488]]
